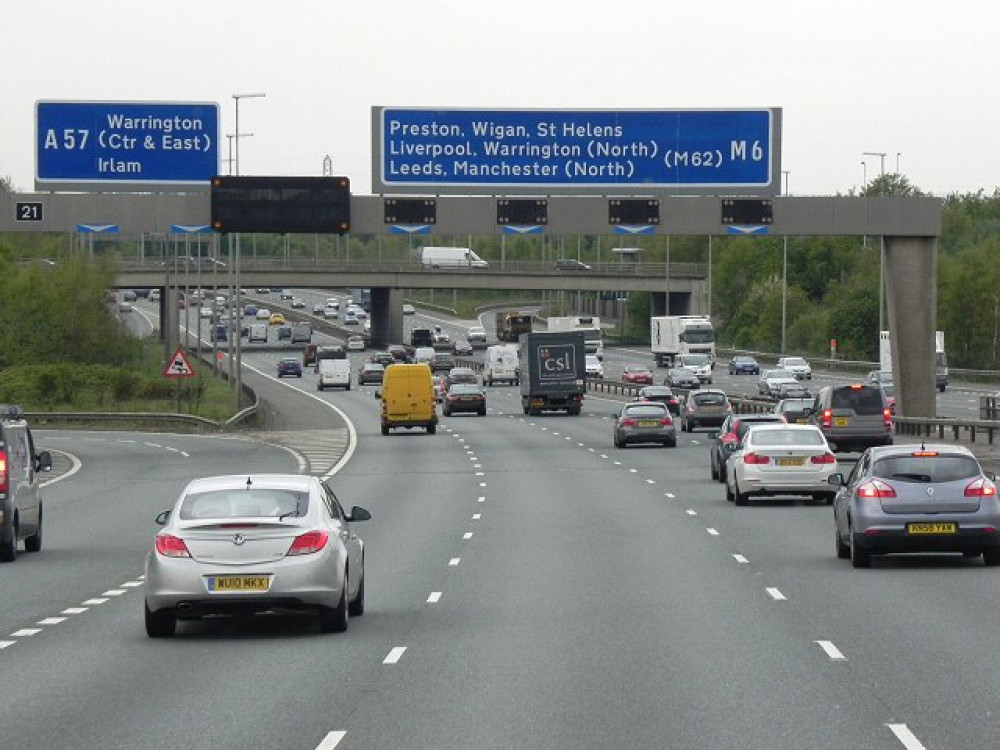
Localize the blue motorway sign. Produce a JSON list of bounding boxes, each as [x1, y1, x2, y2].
[[373, 107, 781, 196], [36, 101, 219, 190]]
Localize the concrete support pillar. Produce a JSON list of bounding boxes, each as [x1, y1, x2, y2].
[[163, 286, 179, 353], [370, 287, 403, 347], [884, 236, 937, 418]]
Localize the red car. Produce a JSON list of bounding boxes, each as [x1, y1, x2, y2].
[[622, 364, 654, 385]]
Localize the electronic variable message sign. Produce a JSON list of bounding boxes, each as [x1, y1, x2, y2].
[[36, 100, 219, 191], [373, 107, 781, 196]]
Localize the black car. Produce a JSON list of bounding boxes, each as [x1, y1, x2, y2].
[[708, 413, 784, 483], [387, 345, 410, 363], [636, 386, 681, 416], [446, 367, 478, 387], [277, 326, 292, 341], [729, 355, 760, 375], [430, 353, 456, 373], [368, 352, 396, 367], [443, 384, 487, 416], [357, 363, 385, 386]]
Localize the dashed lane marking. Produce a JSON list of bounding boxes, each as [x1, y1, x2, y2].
[[733, 554, 749, 564], [427, 592, 443, 603], [816, 640, 847, 661], [449, 558, 461, 566], [315, 730, 347, 750], [11, 629, 41, 637], [383, 647, 407, 664], [766, 588, 787, 601], [886, 724, 927, 750]]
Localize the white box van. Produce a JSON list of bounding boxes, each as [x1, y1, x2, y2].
[[485, 345, 519, 386], [248, 323, 268, 343], [317, 359, 351, 391], [413, 347, 435, 364], [421, 247, 488, 269]]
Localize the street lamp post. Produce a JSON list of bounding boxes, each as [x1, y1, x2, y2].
[[232, 93, 265, 176], [782, 170, 790, 196]]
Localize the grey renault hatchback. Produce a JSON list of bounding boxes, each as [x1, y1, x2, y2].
[[808, 383, 892, 453]]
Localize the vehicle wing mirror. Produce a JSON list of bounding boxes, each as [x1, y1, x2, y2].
[[348, 506, 372, 522], [154, 510, 171, 525], [35, 451, 52, 472], [374, 389, 382, 399], [987, 471, 997, 482], [827, 473, 845, 487]]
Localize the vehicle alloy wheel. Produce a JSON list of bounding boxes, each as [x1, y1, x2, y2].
[[319, 574, 349, 633], [144, 602, 177, 638], [24, 506, 41, 553], [849, 527, 872, 569]]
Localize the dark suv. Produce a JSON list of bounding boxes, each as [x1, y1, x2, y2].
[[809, 384, 892, 453]]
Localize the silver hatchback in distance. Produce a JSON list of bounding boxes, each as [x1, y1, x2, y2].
[[144, 474, 371, 637], [614, 401, 677, 448], [830, 445, 1000, 568]]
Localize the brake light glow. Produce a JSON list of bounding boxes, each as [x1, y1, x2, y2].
[[723, 434, 737, 444], [743, 452, 770, 465], [659, 418, 672, 426], [857, 479, 896, 499], [883, 408, 893, 426], [821, 409, 833, 429], [287, 530, 330, 556], [850, 384, 863, 390], [0, 450, 6, 493], [964, 478, 997, 498], [911, 451, 939, 458], [810, 452, 836, 464], [155, 534, 191, 558]]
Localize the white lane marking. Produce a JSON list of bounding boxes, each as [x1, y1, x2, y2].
[[472, 514, 481, 520], [475, 472, 484, 476], [144, 442, 163, 449], [686, 509, 697, 516], [613, 461, 622, 466], [239, 360, 357, 478], [629, 469, 638, 473], [578, 442, 585, 447], [886, 724, 927, 750], [479, 482, 487, 487], [474, 463, 482, 468], [0, 641, 15, 649], [315, 730, 348, 750], [588, 448, 595, 452], [40, 449, 83, 488], [646, 479, 656, 484], [427, 592, 443, 603], [180, 451, 190, 457], [37, 617, 66, 626], [121, 581, 143, 588], [383, 646, 407, 664], [62, 607, 88, 615], [691, 440, 700, 445], [766, 588, 787, 601], [600, 454, 609, 459], [477, 496, 485, 503], [138, 574, 145, 580], [552, 431, 560, 435], [449, 558, 461, 566], [82, 598, 108, 606], [564, 437, 572, 441], [665, 493, 675, 498], [733, 554, 749, 564], [102, 589, 126, 596], [11, 628, 41, 637], [117, 439, 137, 444], [165, 446, 182, 454], [816, 640, 847, 661], [463, 532, 474, 540], [706, 528, 719, 536]]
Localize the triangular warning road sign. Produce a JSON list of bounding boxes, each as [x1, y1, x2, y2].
[[163, 348, 196, 378]]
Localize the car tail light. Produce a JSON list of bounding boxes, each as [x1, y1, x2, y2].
[[659, 418, 672, 426], [810, 452, 836, 464], [883, 408, 893, 426], [155, 534, 191, 558], [743, 452, 770, 465], [0, 449, 6, 493], [857, 479, 896, 499], [286, 530, 330, 556], [850, 384, 863, 390], [965, 478, 997, 498], [911, 451, 939, 458], [621, 418, 637, 427], [821, 408, 833, 429]]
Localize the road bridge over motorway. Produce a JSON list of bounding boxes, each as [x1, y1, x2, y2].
[[1, 191, 943, 416]]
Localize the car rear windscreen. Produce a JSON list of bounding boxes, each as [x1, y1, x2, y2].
[[752, 429, 826, 446], [624, 405, 667, 418], [830, 387, 883, 415], [180, 489, 309, 519], [694, 393, 727, 405], [874, 455, 981, 483]]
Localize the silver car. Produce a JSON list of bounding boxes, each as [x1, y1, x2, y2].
[[614, 401, 677, 448], [725, 424, 838, 506], [831, 444, 1000, 568], [144, 474, 370, 637]]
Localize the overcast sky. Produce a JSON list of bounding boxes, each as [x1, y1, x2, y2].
[[3, 0, 997, 196]]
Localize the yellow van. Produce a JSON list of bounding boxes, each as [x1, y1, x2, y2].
[[380, 364, 438, 435]]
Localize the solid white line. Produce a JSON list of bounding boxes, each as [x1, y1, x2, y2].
[[383, 646, 407, 664], [886, 724, 927, 750], [449, 558, 461, 566], [427, 592, 442, 603], [0, 641, 14, 649], [40, 449, 83, 488], [733, 554, 749, 564], [37, 617, 66, 626], [706, 528, 719, 536], [61, 607, 88, 615], [463, 532, 474, 540], [82, 598, 108, 605], [816, 640, 847, 661], [11, 628, 41, 637], [472, 514, 481, 520], [766, 588, 787, 601], [315, 730, 347, 750], [686, 509, 698, 516]]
